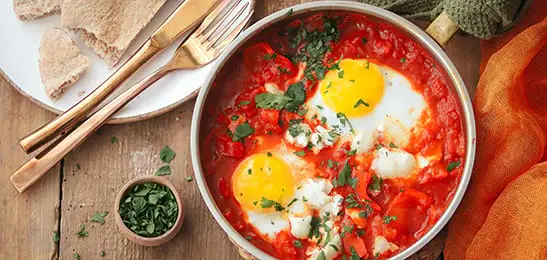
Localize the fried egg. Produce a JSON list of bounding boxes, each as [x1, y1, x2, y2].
[[307, 58, 428, 150], [232, 144, 343, 241]]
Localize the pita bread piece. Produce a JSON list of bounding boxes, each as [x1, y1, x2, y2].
[[39, 28, 90, 99], [61, 0, 166, 67], [13, 0, 61, 21]]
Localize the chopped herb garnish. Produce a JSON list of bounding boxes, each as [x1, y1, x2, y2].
[[400, 57, 407, 63], [277, 66, 289, 74], [119, 183, 178, 237], [345, 194, 362, 209], [287, 198, 298, 207], [185, 176, 193, 182], [336, 112, 354, 133], [238, 100, 250, 107], [100, 250, 105, 257], [327, 159, 337, 169], [264, 53, 278, 60], [316, 105, 324, 110], [447, 161, 461, 172], [375, 144, 383, 150], [255, 82, 306, 112], [286, 8, 294, 16], [308, 216, 321, 239], [260, 197, 285, 211], [321, 116, 327, 125], [389, 142, 397, 148], [73, 253, 80, 260], [358, 204, 374, 218], [247, 169, 252, 175], [294, 150, 306, 157], [90, 211, 109, 224], [52, 232, 60, 243], [76, 224, 88, 237], [293, 240, 303, 248], [232, 122, 255, 141], [297, 108, 309, 116], [288, 124, 304, 137], [245, 235, 253, 241], [383, 215, 398, 224], [350, 246, 360, 260], [338, 70, 344, 78], [369, 175, 383, 191], [110, 136, 118, 144], [353, 99, 370, 108], [317, 251, 327, 260], [159, 146, 176, 163], [362, 37, 368, 45], [334, 160, 357, 188], [154, 165, 172, 176], [267, 152, 272, 157], [230, 115, 239, 121], [345, 149, 357, 156]]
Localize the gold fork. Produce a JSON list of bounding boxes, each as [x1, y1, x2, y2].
[[10, 0, 255, 193]]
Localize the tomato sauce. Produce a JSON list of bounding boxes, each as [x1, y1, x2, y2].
[[199, 12, 465, 259]]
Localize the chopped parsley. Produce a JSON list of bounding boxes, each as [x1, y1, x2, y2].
[[389, 142, 397, 148], [110, 136, 118, 144], [185, 176, 193, 182], [308, 216, 322, 239], [277, 66, 289, 74], [294, 150, 306, 157], [73, 253, 80, 260], [345, 194, 362, 209], [264, 53, 278, 60], [338, 70, 345, 78], [327, 159, 337, 169], [358, 204, 374, 218], [230, 115, 239, 121], [267, 152, 272, 157], [353, 99, 370, 108], [232, 122, 255, 141], [287, 198, 298, 207], [254, 82, 306, 112], [333, 160, 357, 188], [260, 197, 285, 211], [369, 175, 383, 191], [238, 100, 250, 107], [100, 251, 105, 257], [52, 232, 60, 243], [76, 224, 88, 237], [400, 57, 407, 63], [447, 161, 461, 172], [154, 165, 172, 176], [288, 123, 304, 137], [375, 144, 383, 150], [159, 146, 176, 163], [293, 240, 303, 248], [317, 251, 327, 260], [90, 211, 109, 224], [336, 112, 354, 133], [362, 37, 368, 45], [383, 215, 398, 224], [350, 246, 361, 260], [286, 8, 294, 16]]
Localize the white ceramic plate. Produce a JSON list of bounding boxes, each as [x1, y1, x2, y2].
[[0, 0, 220, 123]]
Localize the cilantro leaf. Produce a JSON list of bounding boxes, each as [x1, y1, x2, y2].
[[159, 146, 176, 163], [369, 175, 383, 191], [155, 165, 172, 176], [232, 122, 255, 141], [353, 99, 370, 108], [383, 215, 398, 224], [52, 232, 60, 243], [447, 161, 461, 172], [260, 197, 285, 211], [255, 93, 292, 110], [90, 211, 109, 224], [284, 82, 307, 112], [350, 246, 360, 260], [334, 160, 356, 187], [294, 150, 306, 157], [76, 224, 88, 237]]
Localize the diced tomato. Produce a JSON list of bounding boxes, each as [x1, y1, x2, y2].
[[273, 231, 297, 260], [218, 177, 231, 198], [243, 42, 296, 89], [343, 232, 369, 259], [385, 189, 432, 235], [256, 109, 282, 134], [216, 135, 245, 158]]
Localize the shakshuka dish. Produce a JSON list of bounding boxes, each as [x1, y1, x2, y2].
[[200, 11, 465, 260]]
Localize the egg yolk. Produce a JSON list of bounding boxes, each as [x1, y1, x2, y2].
[[320, 59, 385, 118], [232, 153, 295, 212]]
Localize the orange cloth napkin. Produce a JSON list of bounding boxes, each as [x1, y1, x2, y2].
[[444, 1, 547, 259]]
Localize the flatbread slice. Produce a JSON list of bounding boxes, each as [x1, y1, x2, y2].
[[39, 28, 90, 99], [13, 0, 61, 21], [61, 0, 166, 67]]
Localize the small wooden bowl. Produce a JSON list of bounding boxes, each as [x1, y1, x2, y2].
[[114, 176, 184, 247]]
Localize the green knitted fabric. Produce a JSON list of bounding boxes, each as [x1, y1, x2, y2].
[[359, 0, 531, 39]]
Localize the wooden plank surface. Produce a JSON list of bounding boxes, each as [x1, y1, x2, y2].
[[0, 75, 61, 259], [0, 0, 481, 259]]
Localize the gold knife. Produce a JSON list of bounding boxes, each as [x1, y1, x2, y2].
[[19, 0, 220, 154]]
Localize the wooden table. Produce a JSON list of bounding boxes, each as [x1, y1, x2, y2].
[[0, 1, 481, 259]]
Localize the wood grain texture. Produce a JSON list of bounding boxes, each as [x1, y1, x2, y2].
[[0, 76, 61, 259], [0, 0, 481, 259]]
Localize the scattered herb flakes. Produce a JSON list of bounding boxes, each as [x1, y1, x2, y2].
[[389, 142, 397, 148], [293, 240, 303, 248], [255, 93, 292, 110], [76, 164, 81, 170], [383, 215, 398, 224], [345, 194, 362, 209], [336, 112, 354, 133], [90, 211, 109, 224], [327, 159, 337, 169], [361, 37, 368, 45], [100, 250, 105, 257], [447, 161, 461, 172], [297, 108, 309, 116], [232, 122, 255, 142], [255, 82, 306, 112], [287, 198, 298, 207], [288, 123, 304, 137], [159, 146, 176, 163], [353, 99, 370, 108], [369, 175, 383, 191], [76, 224, 88, 237], [267, 152, 272, 157], [286, 8, 294, 16], [375, 144, 383, 150], [260, 197, 285, 211], [238, 100, 250, 107], [294, 150, 306, 157], [334, 160, 357, 188], [308, 216, 322, 239], [119, 183, 178, 237], [110, 136, 118, 144], [264, 53, 278, 60], [52, 232, 60, 243], [338, 70, 345, 78], [400, 57, 407, 63], [73, 252, 80, 260], [284, 82, 307, 112], [154, 165, 172, 176], [185, 176, 193, 182]]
